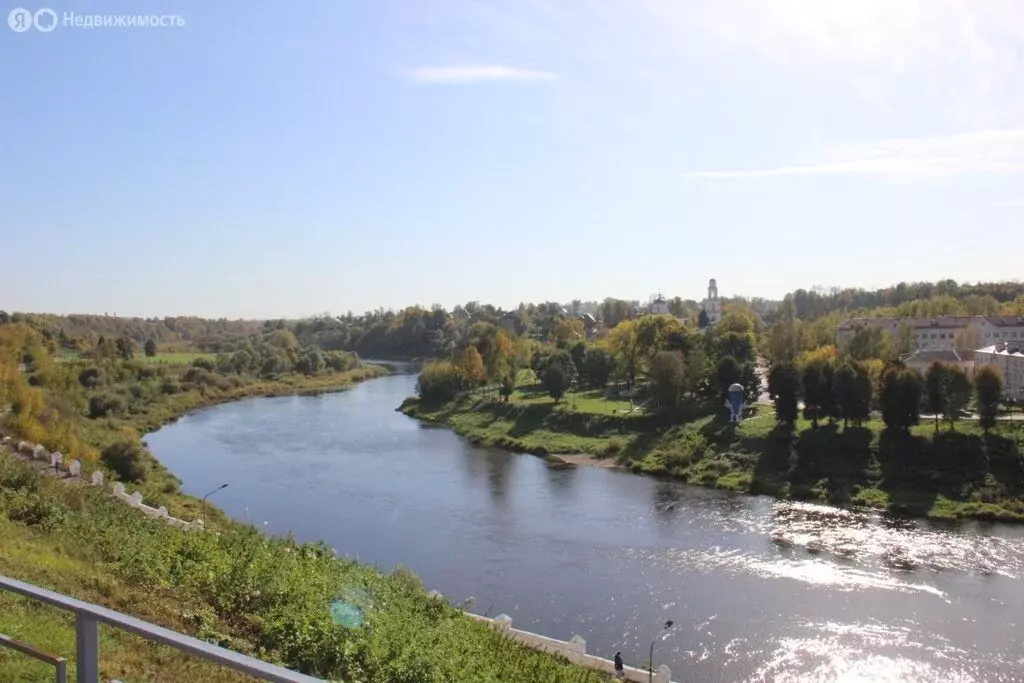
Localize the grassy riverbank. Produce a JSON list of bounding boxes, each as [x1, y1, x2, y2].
[[0, 451, 609, 682], [401, 393, 1024, 522]]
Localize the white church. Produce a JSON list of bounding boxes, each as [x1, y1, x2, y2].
[[646, 279, 722, 325]]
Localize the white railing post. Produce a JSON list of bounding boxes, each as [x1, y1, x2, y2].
[[75, 612, 99, 683]]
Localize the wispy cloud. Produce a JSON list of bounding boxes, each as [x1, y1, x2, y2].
[[406, 65, 558, 84], [686, 128, 1024, 180], [997, 199, 1024, 208]]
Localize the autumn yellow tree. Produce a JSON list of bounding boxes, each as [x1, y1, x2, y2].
[[456, 345, 486, 389], [485, 329, 515, 384]]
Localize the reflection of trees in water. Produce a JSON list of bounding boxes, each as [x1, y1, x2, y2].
[[485, 450, 515, 504], [456, 447, 516, 504], [544, 463, 578, 493], [652, 481, 683, 520]]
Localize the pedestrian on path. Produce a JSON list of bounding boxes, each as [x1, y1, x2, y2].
[[614, 651, 624, 679]]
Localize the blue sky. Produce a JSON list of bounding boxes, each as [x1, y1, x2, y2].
[[2, 0, 1022, 318]]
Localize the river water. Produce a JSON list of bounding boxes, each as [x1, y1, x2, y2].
[[146, 373, 1024, 681]]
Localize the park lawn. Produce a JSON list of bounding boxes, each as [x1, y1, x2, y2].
[[511, 385, 634, 415], [136, 352, 217, 366]]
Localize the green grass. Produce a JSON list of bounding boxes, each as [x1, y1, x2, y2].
[[403, 390, 1024, 523], [0, 454, 610, 683]]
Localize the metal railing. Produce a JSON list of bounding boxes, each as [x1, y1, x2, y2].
[[0, 632, 68, 682], [0, 575, 326, 683]]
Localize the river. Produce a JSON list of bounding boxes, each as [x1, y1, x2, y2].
[[146, 373, 1024, 682]]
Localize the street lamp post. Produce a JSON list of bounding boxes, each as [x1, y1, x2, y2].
[[649, 619, 674, 683], [201, 483, 228, 527]]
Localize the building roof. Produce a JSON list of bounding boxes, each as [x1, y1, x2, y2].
[[838, 315, 1024, 331], [976, 344, 1024, 357], [904, 349, 966, 365]]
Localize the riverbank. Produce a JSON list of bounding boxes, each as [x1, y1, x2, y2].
[[0, 448, 611, 682], [400, 394, 1024, 522]]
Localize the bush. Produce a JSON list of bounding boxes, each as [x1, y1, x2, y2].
[[78, 367, 105, 388], [89, 393, 126, 418], [191, 357, 216, 372], [416, 361, 463, 404], [183, 367, 216, 387], [4, 490, 67, 530], [101, 440, 150, 482]]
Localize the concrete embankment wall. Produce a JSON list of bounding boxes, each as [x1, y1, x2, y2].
[[459, 609, 673, 682]]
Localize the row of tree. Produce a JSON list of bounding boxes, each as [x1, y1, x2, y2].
[[768, 355, 1006, 433]]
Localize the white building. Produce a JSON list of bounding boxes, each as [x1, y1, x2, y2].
[[649, 294, 669, 315], [702, 279, 722, 325], [975, 343, 1024, 400], [837, 315, 1024, 352]]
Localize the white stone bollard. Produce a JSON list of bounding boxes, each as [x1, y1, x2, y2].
[[493, 614, 513, 632], [427, 590, 444, 600], [567, 634, 586, 663], [18, 441, 30, 453], [69, 460, 81, 477], [33, 444, 48, 460], [130, 492, 144, 506], [91, 471, 104, 486], [114, 483, 126, 496], [654, 664, 671, 683], [50, 452, 62, 469], [157, 506, 168, 517]]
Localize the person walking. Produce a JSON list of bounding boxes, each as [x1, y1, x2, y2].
[[614, 651, 624, 679]]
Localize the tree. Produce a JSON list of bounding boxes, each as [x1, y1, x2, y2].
[[569, 341, 588, 379], [880, 367, 922, 432], [143, 339, 158, 357], [650, 351, 685, 409], [953, 323, 983, 352], [296, 348, 324, 375], [975, 366, 1003, 433], [942, 366, 972, 430], [456, 346, 486, 388], [485, 330, 515, 384], [607, 320, 640, 391], [715, 331, 756, 365], [543, 363, 568, 403], [416, 361, 463, 404], [499, 374, 515, 402], [715, 355, 742, 401], [768, 361, 800, 426], [924, 362, 948, 432], [582, 346, 613, 387], [801, 357, 834, 429], [114, 336, 135, 360], [697, 309, 710, 329], [893, 323, 916, 357], [833, 360, 870, 428], [844, 325, 894, 361]]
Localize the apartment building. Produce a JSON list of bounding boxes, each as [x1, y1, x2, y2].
[[837, 315, 1024, 352], [974, 343, 1024, 400]]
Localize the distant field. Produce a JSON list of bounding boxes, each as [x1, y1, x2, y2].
[[138, 352, 216, 365]]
